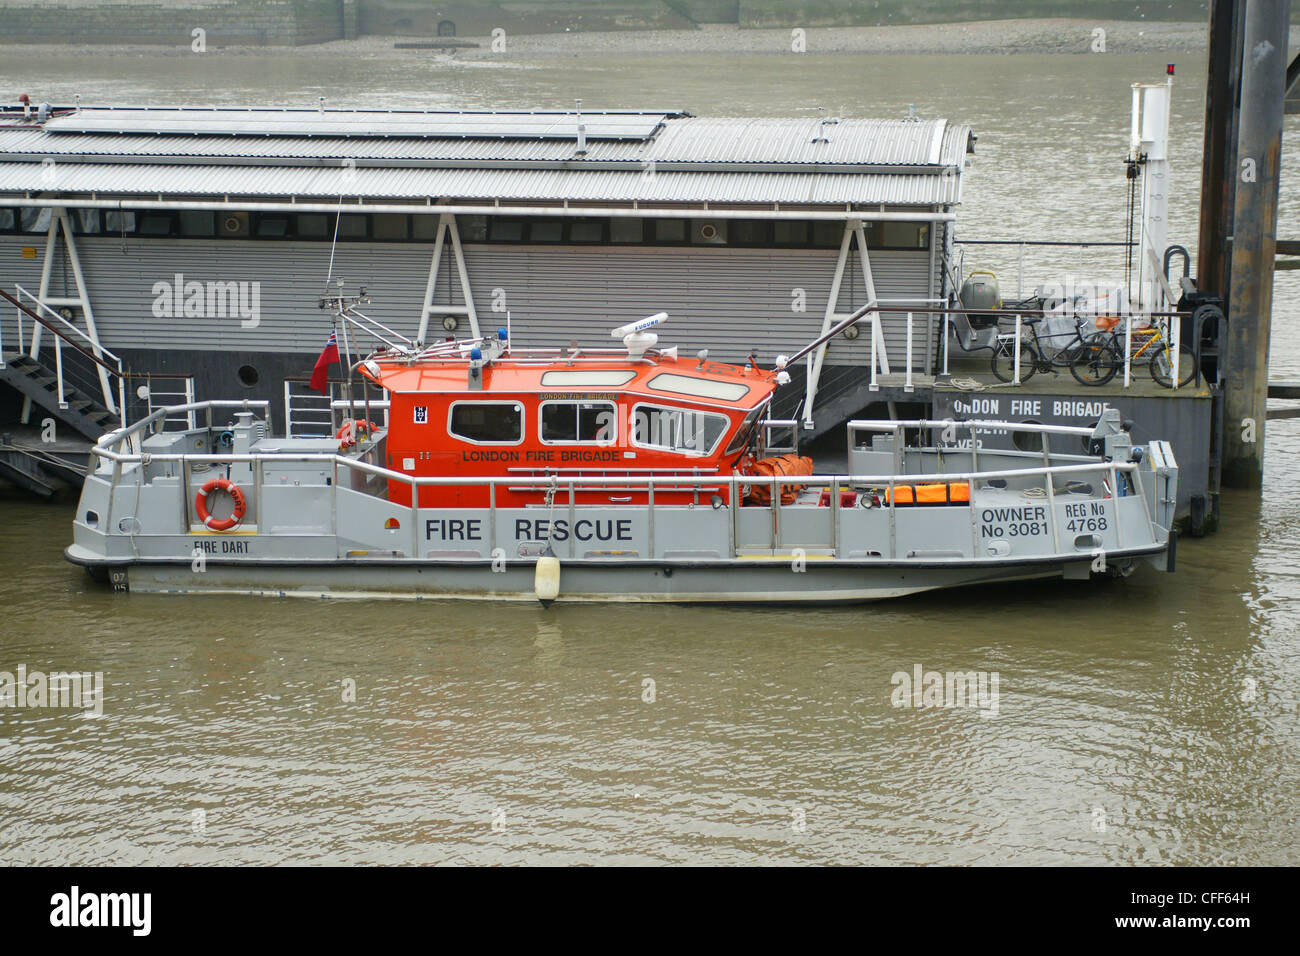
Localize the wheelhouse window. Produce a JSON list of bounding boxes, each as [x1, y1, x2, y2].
[[540, 401, 616, 444], [540, 369, 636, 387], [631, 403, 729, 457], [647, 372, 750, 402], [725, 407, 764, 456], [448, 401, 523, 444]]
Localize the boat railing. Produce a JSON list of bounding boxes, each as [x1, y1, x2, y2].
[[87, 403, 1161, 561], [848, 417, 1104, 485]]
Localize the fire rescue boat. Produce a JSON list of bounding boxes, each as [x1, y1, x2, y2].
[[65, 301, 1179, 604]]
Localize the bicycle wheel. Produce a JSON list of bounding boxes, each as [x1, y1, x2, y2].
[[1149, 343, 1197, 388], [991, 340, 1037, 383], [1069, 340, 1120, 386]]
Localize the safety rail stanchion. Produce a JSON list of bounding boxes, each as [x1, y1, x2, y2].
[[888, 476, 897, 559], [1170, 313, 1182, 390], [770, 475, 779, 550], [729, 478, 738, 557], [869, 315, 881, 392], [905, 312, 914, 393], [53, 335, 66, 408], [282, 381, 291, 439], [942, 312, 950, 376], [487, 482, 496, 558], [330, 459, 339, 545], [1013, 314, 1022, 384], [572, 481, 579, 560], [1124, 314, 1133, 388], [411, 478, 421, 562], [1110, 464, 1124, 549], [1044, 470, 1061, 554], [830, 475, 840, 555]]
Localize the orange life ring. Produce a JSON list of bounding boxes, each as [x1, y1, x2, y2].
[[195, 478, 246, 532], [337, 419, 381, 450]]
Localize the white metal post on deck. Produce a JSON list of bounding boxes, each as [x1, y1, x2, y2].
[[1013, 314, 1022, 385], [904, 312, 914, 392], [1133, 73, 1173, 315], [417, 212, 480, 345], [21, 207, 116, 423], [804, 219, 889, 426]]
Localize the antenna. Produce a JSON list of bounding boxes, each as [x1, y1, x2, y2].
[[575, 98, 587, 156], [612, 312, 667, 359]]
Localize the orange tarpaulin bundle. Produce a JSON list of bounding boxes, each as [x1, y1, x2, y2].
[[744, 454, 815, 506], [887, 482, 971, 505]]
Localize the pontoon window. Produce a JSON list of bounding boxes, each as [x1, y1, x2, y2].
[[104, 211, 135, 234], [178, 211, 214, 237], [372, 214, 410, 241], [651, 219, 687, 243], [0, 209, 14, 232], [297, 214, 331, 238], [74, 209, 103, 234], [541, 402, 616, 444], [137, 213, 174, 236], [20, 207, 51, 233], [647, 372, 750, 402], [631, 403, 729, 457], [609, 218, 644, 243], [773, 221, 809, 246], [337, 214, 368, 239], [530, 219, 563, 243], [256, 215, 291, 238], [411, 215, 441, 240], [569, 218, 604, 243], [458, 216, 488, 241], [540, 369, 636, 387], [448, 402, 523, 444], [489, 219, 525, 242]]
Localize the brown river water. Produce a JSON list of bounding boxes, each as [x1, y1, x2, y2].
[[0, 44, 1297, 864]]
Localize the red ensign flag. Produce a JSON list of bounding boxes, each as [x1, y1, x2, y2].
[[310, 331, 339, 393]]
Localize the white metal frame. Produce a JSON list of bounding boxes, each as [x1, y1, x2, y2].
[[415, 213, 480, 345], [18, 208, 116, 422], [803, 219, 890, 427]]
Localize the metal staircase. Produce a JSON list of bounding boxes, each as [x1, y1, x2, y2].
[[0, 350, 119, 438]]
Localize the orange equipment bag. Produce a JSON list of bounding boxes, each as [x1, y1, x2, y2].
[[744, 454, 815, 506], [887, 481, 971, 505]]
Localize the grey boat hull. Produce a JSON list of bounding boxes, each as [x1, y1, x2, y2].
[[66, 544, 1163, 604]]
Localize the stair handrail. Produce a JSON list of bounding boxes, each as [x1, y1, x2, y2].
[[9, 286, 123, 367], [1, 286, 127, 425]]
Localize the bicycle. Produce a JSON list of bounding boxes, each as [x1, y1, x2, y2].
[[1069, 317, 1196, 388], [989, 315, 1096, 383]]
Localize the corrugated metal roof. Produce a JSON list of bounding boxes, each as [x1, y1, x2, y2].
[[41, 107, 672, 141], [0, 107, 973, 207], [0, 161, 961, 205], [2, 112, 970, 168]]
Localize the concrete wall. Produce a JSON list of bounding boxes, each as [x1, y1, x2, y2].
[[357, 1, 693, 39], [0, 0, 344, 47]]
